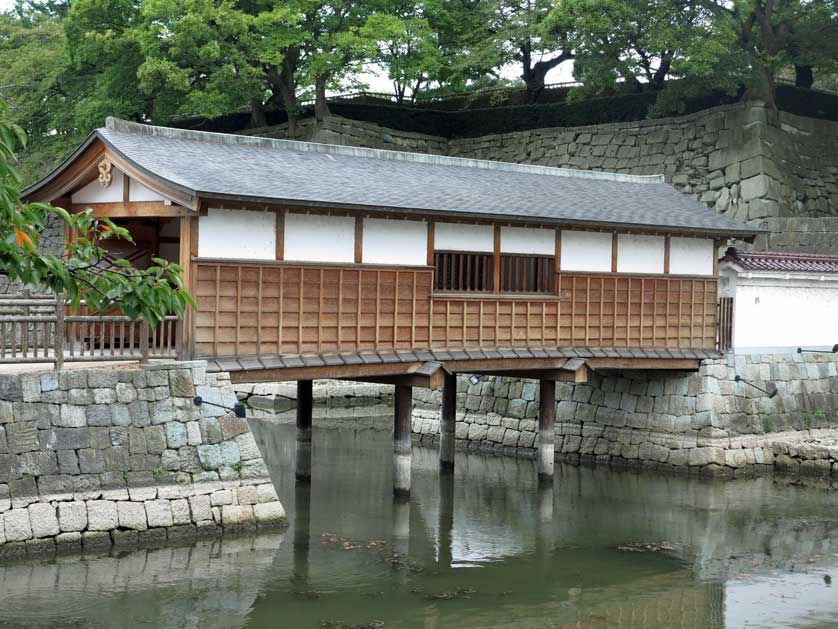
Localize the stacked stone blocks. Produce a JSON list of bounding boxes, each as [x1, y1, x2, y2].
[[0, 361, 285, 557], [247, 105, 838, 254], [412, 353, 838, 477]]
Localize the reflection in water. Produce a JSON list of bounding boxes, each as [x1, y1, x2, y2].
[[1, 417, 838, 628]]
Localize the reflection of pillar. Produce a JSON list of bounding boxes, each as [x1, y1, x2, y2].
[[296, 380, 313, 482], [538, 379, 556, 480], [437, 470, 454, 567], [292, 478, 312, 586], [537, 477, 554, 524], [439, 372, 456, 472], [392, 496, 411, 560], [393, 385, 413, 498]]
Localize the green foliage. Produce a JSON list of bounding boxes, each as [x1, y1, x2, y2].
[[0, 98, 194, 327], [2, 0, 838, 185]]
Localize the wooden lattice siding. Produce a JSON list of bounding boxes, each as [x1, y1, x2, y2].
[[194, 261, 718, 357], [194, 263, 433, 356], [428, 298, 560, 347], [557, 273, 718, 348]]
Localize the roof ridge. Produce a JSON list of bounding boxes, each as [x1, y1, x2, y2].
[[738, 250, 838, 261], [104, 117, 666, 185]]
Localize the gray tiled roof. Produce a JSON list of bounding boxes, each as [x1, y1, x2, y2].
[[30, 118, 759, 236]]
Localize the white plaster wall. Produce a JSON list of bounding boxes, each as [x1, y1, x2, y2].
[[284, 212, 355, 263], [71, 170, 125, 204], [129, 180, 166, 202], [670, 237, 715, 276], [198, 208, 276, 260], [434, 223, 494, 252], [733, 281, 838, 350], [560, 231, 612, 272], [363, 218, 427, 265], [617, 234, 665, 274], [500, 226, 555, 255]]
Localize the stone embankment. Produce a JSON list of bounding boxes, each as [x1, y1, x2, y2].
[[238, 352, 838, 478], [413, 352, 838, 477], [246, 104, 838, 254], [0, 361, 285, 558], [236, 380, 393, 420]]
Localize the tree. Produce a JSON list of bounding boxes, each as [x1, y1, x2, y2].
[[0, 10, 72, 183], [488, 0, 576, 100], [550, 0, 714, 93], [62, 0, 153, 128], [0, 99, 193, 326], [364, 3, 443, 103], [694, 0, 838, 107]]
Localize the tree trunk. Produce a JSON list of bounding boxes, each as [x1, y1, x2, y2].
[[650, 55, 672, 90], [249, 101, 267, 128], [794, 64, 814, 89], [523, 66, 547, 103], [266, 49, 300, 139], [744, 60, 776, 109], [314, 76, 330, 122], [522, 51, 572, 103]]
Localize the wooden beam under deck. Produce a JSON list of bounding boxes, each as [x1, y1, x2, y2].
[[342, 372, 447, 388], [228, 361, 437, 385], [586, 357, 700, 370], [222, 352, 704, 385]]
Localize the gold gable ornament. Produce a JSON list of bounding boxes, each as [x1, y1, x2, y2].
[[98, 158, 113, 188]]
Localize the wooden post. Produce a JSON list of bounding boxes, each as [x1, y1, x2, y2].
[[393, 384, 412, 498], [493, 225, 501, 293], [439, 371, 456, 472], [21, 288, 29, 358], [53, 293, 65, 371], [296, 380, 313, 482], [177, 215, 198, 360], [437, 470, 454, 567], [538, 379, 556, 480], [293, 477, 312, 585], [139, 320, 150, 364]]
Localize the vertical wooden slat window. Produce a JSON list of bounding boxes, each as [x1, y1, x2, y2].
[[433, 251, 494, 292], [499, 254, 555, 293]]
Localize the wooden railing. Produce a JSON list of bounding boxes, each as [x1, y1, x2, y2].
[[194, 261, 720, 358], [717, 297, 734, 352], [0, 293, 179, 367], [433, 251, 494, 292]]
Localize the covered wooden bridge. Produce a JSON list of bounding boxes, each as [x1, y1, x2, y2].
[[22, 118, 758, 493]]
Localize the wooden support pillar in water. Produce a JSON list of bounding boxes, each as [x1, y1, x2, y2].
[[538, 379, 556, 480], [439, 371, 456, 473], [393, 384, 413, 498], [296, 380, 313, 482], [437, 469, 455, 567], [292, 477, 312, 585]]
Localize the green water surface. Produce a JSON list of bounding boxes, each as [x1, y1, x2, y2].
[[1, 417, 837, 629]]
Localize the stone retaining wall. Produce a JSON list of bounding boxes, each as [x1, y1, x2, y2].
[[242, 105, 838, 254], [235, 380, 393, 419], [412, 352, 838, 477], [0, 361, 285, 558]]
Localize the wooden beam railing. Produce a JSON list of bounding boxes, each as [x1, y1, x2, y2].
[[0, 293, 178, 366]]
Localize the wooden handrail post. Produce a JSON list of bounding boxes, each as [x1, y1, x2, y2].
[[21, 288, 29, 356], [54, 293, 65, 371], [139, 320, 150, 364]]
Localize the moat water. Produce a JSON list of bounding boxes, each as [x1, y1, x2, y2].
[[2, 416, 838, 628]]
